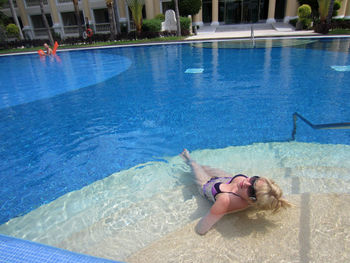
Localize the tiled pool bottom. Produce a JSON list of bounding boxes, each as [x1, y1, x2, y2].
[[1, 141, 350, 262]]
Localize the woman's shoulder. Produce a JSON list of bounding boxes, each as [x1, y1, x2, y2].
[[215, 194, 248, 213]]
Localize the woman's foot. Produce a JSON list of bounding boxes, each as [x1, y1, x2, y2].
[[180, 149, 192, 164]]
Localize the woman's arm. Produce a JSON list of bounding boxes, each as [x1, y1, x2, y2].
[[195, 195, 248, 235], [195, 196, 230, 235], [195, 210, 224, 235]]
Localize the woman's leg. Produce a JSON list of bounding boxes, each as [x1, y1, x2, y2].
[[201, 165, 233, 178], [180, 149, 212, 187]]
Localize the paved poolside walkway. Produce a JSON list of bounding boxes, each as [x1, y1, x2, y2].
[[185, 22, 319, 40]]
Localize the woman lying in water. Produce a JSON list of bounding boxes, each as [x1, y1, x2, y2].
[[180, 149, 292, 235]]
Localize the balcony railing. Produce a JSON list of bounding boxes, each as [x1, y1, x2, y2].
[[57, 0, 81, 3], [63, 25, 79, 34], [25, 0, 48, 7], [34, 28, 49, 37], [95, 23, 110, 32]]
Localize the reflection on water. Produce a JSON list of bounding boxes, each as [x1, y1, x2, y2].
[[0, 51, 131, 108], [192, 37, 350, 52], [192, 39, 317, 49]]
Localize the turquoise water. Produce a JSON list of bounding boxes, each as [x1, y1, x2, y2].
[[0, 38, 350, 246]]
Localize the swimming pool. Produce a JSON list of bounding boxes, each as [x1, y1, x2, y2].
[[0, 37, 350, 260]]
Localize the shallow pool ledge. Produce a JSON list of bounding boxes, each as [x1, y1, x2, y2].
[[127, 193, 350, 263]]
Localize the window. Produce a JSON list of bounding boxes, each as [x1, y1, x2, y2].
[[61, 11, 84, 26], [93, 9, 109, 23], [31, 14, 53, 28]]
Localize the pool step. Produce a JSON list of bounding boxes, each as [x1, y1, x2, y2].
[[126, 193, 350, 263], [55, 171, 350, 261], [1, 142, 350, 261]]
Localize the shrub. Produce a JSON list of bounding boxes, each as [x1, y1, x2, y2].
[[330, 18, 350, 29], [180, 16, 191, 30], [6, 23, 19, 38], [333, 1, 341, 16], [154, 14, 165, 21], [289, 18, 298, 27], [299, 18, 312, 29], [298, 4, 312, 18], [142, 19, 161, 32], [180, 16, 191, 35], [297, 4, 312, 30], [297, 0, 319, 19]]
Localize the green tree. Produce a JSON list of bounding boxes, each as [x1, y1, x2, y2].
[[178, 0, 202, 16], [126, 0, 144, 33]]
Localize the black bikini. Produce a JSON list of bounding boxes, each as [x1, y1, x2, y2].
[[212, 174, 247, 199]]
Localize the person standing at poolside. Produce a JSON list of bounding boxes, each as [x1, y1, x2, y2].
[[180, 149, 292, 235], [43, 43, 53, 56]]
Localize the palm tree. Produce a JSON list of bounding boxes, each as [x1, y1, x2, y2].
[[174, 0, 181, 36], [316, 0, 335, 33], [326, 0, 335, 25], [106, 0, 117, 39], [39, 0, 54, 46], [72, 0, 83, 38], [8, 0, 24, 39], [126, 0, 144, 34]]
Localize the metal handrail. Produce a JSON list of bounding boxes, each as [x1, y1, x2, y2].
[[250, 24, 255, 48], [291, 112, 350, 140]]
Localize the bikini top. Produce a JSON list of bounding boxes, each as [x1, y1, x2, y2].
[[212, 174, 247, 199]]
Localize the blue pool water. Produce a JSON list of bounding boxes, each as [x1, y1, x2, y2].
[[0, 38, 350, 225]]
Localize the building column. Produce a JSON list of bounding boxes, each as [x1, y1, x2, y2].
[[145, 0, 154, 19], [337, 0, 348, 17], [119, 0, 126, 19], [193, 7, 203, 27], [47, 0, 63, 36], [82, 0, 92, 22], [16, 0, 33, 39], [153, 0, 160, 16], [211, 0, 219, 26], [345, 0, 350, 19], [266, 0, 276, 23], [284, 0, 298, 23]]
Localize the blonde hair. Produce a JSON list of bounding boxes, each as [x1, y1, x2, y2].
[[254, 177, 292, 213]]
